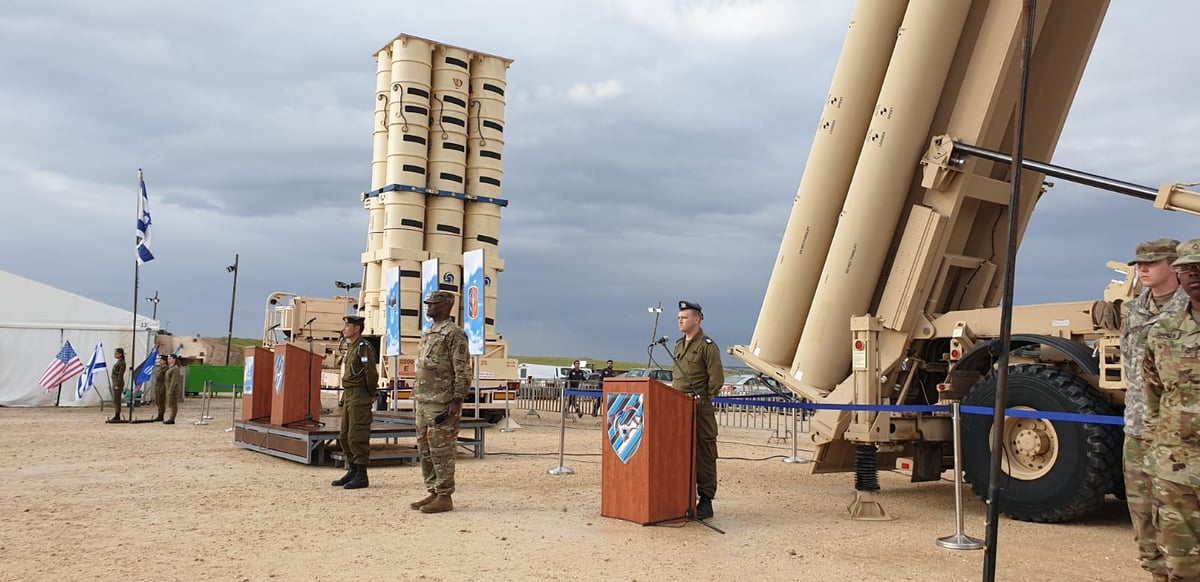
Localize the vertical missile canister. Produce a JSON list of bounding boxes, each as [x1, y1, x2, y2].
[[361, 48, 393, 335], [790, 0, 971, 391], [383, 36, 433, 252], [465, 52, 511, 339], [748, 0, 909, 367], [425, 45, 472, 256]]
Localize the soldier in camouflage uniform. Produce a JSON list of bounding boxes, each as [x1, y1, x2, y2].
[[106, 347, 127, 423], [409, 290, 472, 514], [1122, 239, 1186, 581], [152, 354, 169, 422], [1144, 238, 1200, 582], [331, 315, 378, 490], [672, 300, 723, 521]]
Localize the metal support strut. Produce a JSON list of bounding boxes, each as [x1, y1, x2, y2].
[[847, 444, 892, 521]]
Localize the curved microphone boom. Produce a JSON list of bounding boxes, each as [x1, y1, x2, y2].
[[653, 336, 670, 346]]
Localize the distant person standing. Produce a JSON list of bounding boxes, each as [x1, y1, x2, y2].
[[1144, 239, 1200, 581], [152, 354, 169, 422], [410, 290, 472, 514], [106, 347, 127, 423], [595, 359, 617, 416], [672, 300, 723, 521], [565, 360, 587, 418], [1121, 238, 1185, 580], [331, 315, 378, 490], [163, 355, 183, 425]]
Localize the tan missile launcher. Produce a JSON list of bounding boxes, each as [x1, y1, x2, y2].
[[734, 0, 1200, 522]]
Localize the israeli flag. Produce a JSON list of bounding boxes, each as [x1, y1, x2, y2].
[[136, 173, 155, 264], [76, 341, 108, 399]]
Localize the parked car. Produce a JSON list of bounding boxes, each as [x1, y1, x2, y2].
[[720, 374, 776, 397], [622, 368, 673, 383]]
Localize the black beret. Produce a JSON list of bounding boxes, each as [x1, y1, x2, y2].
[[678, 300, 703, 313], [343, 315, 366, 326]]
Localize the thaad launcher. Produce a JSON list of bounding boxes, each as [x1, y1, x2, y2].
[[732, 0, 1200, 522]]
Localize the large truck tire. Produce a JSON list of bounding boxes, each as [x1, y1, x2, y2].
[[960, 364, 1121, 523]]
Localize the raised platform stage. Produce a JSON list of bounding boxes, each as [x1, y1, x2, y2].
[[233, 412, 489, 466]]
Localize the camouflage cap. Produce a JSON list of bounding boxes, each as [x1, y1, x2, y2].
[[1128, 238, 1180, 265], [1171, 239, 1200, 267], [423, 290, 456, 304]]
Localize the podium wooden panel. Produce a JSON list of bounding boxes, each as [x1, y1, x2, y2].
[[600, 377, 696, 524], [269, 343, 323, 426], [242, 346, 275, 421]]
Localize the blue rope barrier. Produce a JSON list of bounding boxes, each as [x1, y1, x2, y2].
[[563, 389, 1126, 426]]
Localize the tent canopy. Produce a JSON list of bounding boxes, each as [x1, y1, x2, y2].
[[0, 270, 158, 407]]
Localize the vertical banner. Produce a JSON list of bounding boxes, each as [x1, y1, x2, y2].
[[421, 258, 439, 332], [384, 266, 401, 356], [243, 355, 254, 395], [463, 249, 485, 356]]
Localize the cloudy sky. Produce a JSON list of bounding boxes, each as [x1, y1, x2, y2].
[[2, 1, 1197, 365]]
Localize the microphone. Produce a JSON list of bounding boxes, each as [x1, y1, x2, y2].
[[304, 317, 317, 327], [651, 336, 669, 347], [266, 323, 281, 332]]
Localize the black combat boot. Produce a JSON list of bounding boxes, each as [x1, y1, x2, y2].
[[105, 414, 123, 424], [331, 464, 358, 487], [343, 464, 369, 489], [696, 494, 714, 520]]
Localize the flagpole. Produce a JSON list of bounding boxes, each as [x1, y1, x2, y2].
[[129, 169, 143, 422], [54, 329, 64, 407]]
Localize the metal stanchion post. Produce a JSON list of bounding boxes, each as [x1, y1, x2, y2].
[[783, 404, 808, 464], [547, 383, 574, 475], [225, 384, 239, 433], [937, 402, 984, 550], [195, 381, 212, 426]]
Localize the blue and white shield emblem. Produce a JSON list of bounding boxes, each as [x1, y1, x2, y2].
[[273, 354, 285, 395], [606, 393, 645, 464]]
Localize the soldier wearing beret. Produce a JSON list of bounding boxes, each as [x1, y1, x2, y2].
[[1144, 238, 1200, 580], [1121, 238, 1186, 579], [331, 314, 378, 490], [409, 290, 472, 513], [672, 300, 723, 520], [151, 354, 169, 422], [106, 347, 127, 423]]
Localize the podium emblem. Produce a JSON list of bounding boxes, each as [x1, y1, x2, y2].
[[273, 354, 285, 394], [606, 393, 645, 464]]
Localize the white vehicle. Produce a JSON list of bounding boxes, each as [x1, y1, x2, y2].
[[518, 363, 593, 380]]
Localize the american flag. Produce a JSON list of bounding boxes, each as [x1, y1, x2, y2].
[[38, 341, 85, 391]]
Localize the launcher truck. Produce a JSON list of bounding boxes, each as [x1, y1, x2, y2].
[[732, 0, 1198, 522]]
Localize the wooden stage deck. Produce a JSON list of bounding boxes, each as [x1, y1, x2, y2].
[[232, 412, 490, 466]]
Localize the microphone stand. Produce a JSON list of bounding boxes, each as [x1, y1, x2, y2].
[[303, 318, 323, 427], [643, 338, 725, 534]]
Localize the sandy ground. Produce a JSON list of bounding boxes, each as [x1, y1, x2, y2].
[[1, 396, 1144, 582]]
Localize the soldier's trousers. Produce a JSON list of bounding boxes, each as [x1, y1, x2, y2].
[[416, 401, 459, 495], [1152, 477, 1200, 581], [165, 382, 179, 421], [154, 381, 167, 418], [339, 388, 373, 466], [1125, 436, 1166, 577], [696, 398, 718, 499], [111, 384, 124, 412]]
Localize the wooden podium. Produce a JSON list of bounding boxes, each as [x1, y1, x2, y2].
[[269, 343, 323, 426], [242, 346, 275, 421], [600, 377, 697, 524]]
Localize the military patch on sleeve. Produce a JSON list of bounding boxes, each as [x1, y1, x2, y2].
[[703, 336, 713, 344]]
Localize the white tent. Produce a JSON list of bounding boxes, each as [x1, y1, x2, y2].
[[0, 270, 158, 407]]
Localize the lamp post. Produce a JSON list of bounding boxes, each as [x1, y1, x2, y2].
[[225, 254, 239, 365], [647, 302, 663, 367], [145, 290, 160, 321], [334, 280, 362, 314]]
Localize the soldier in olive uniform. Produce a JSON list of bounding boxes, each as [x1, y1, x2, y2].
[[106, 347, 127, 423], [331, 315, 379, 490], [152, 355, 169, 422], [671, 300, 723, 520], [1122, 238, 1186, 580], [1144, 238, 1200, 582], [163, 355, 183, 425], [409, 290, 472, 514]]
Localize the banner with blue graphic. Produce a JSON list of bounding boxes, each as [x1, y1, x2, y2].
[[463, 249, 484, 356], [384, 266, 400, 356], [243, 355, 255, 395], [273, 354, 285, 395], [421, 258, 439, 332]]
